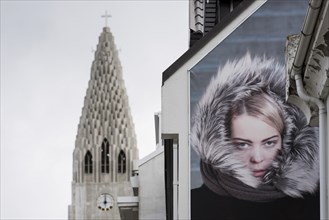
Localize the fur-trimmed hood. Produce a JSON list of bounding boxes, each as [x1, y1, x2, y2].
[[191, 53, 319, 198]]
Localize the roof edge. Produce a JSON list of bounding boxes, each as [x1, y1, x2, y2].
[[162, 0, 257, 86]]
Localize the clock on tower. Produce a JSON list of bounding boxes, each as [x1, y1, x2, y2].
[[97, 193, 114, 211]]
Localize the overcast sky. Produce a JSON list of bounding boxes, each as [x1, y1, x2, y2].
[[1, 1, 188, 219]]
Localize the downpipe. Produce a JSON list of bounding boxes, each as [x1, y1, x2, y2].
[[294, 73, 328, 219]]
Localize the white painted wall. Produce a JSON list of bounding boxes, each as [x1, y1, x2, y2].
[[138, 146, 166, 219]]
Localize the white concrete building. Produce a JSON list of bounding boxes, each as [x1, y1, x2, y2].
[[138, 146, 166, 220]]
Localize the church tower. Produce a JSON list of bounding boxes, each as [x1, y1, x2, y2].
[[68, 19, 138, 220]]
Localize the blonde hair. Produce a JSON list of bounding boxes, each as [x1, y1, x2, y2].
[[229, 92, 284, 134]]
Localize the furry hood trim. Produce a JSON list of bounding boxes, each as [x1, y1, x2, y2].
[[191, 53, 319, 198]]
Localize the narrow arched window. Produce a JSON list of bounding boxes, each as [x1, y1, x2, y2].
[[84, 150, 93, 174], [118, 150, 126, 173], [101, 138, 110, 173]]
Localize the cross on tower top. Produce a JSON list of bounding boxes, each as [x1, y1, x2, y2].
[[101, 11, 111, 27]]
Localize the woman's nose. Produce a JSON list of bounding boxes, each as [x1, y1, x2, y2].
[[250, 148, 263, 163]]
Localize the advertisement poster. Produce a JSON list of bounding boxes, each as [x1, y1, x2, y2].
[[190, 1, 320, 219]]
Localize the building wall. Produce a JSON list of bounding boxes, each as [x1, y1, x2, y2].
[[138, 146, 166, 219], [69, 181, 133, 219], [161, 64, 190, 219], [161, 1, 268, 219]]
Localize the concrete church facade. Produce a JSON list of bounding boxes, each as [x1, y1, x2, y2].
[[68, 25, 139, 220]]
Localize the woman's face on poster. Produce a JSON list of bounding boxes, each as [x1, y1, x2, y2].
[[231, 114, 282, 181]]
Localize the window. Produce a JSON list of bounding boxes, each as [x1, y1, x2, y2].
[[84, 150, 93, 174], [118, 150, 126, 173], [101, 138, 110, 173]]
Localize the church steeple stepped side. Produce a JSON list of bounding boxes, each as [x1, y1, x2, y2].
[[69, 26, 138, 220]]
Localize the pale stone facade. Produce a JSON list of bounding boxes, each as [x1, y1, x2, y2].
[[68, 26, 138, 220]]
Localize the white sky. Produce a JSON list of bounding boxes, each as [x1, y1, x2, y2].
[[1, 1, 188, 219]]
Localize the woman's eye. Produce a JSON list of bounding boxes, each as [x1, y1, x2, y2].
[[264, 140, 276, 147], [235, 142, 249, 149]]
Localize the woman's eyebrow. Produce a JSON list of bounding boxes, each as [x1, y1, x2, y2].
[[232, 138, 252, 143], [261, 135, 279, 142]]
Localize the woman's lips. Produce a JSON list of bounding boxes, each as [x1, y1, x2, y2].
[[252, 170, 265, 177]]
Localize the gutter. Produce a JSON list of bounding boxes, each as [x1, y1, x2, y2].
[[290, 0, 328, 219]]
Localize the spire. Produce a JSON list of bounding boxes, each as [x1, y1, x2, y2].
[[101, 11, 111, 28], [73, 24, 138, 183]]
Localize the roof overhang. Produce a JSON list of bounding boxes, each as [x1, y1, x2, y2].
[[162, 0, 266, 86]]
